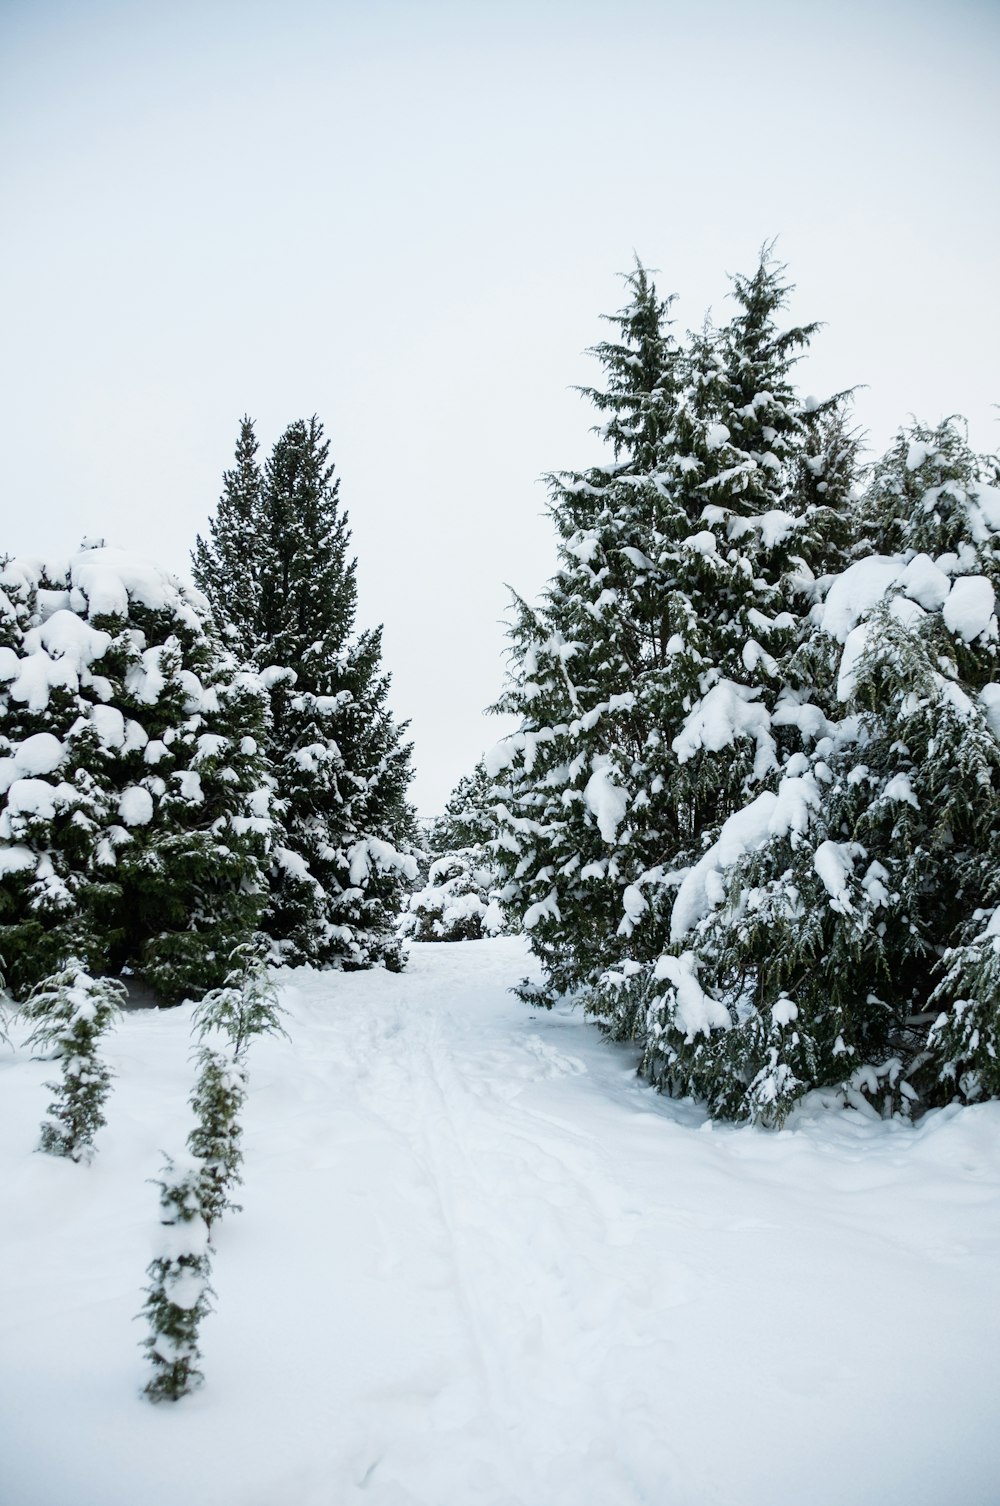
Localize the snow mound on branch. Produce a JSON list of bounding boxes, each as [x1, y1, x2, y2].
[[671, 774, 821, 942], [583, 757, 629, 844], [942, 576, 996, 643], [672, 680, 776, 777]]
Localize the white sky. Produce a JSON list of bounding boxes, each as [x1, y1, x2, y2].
[[3, 0, 998, 815]]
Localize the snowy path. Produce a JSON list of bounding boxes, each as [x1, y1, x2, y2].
[[2, 937, 999, 1506]]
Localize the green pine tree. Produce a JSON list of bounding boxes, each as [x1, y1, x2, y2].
[[193, 417, 417, 970]]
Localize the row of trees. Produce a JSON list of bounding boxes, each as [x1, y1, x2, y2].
[[0, 418, 416, 1003], [490, 252, 1000, 1121]]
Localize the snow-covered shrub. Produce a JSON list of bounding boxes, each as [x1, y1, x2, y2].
[[185, 940, 285, 1233], [401, 762, 508, 942], [401, 851, 506, 942], [0, 544, 272, 1003], [20, 961, 123, 1161], [139, 1155, 214, 1402]]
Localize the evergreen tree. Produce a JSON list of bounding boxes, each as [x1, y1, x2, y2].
[[139, 1155, 214, 1402], [635, 417, 1000, 1121], [193, 418, 416, 970], [0, 545, 272, 1003], [191, 938, 287, 1055], [191, 417, 265, 663], [20, 962, 124, 1161], [185, 942, 284, 1233], [401, 762, 507, 942], [492, 253, 844, 1026]]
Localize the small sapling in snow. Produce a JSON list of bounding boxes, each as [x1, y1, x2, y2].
[[20, 961, 124, 1162], [139, 1155, 215, 1403]]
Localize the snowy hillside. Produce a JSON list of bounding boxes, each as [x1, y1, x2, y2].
[[3, 937, 999, 1506]]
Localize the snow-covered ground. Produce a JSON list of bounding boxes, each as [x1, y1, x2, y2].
[[2, 937, 999, 1506]]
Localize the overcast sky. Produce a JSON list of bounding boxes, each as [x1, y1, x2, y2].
[[3, 0, 998, 814]]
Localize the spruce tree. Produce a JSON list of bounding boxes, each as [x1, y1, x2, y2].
[[186, 1047, 247, 1234], [191, 417, 266, 663], [193, 418, 416, 970]]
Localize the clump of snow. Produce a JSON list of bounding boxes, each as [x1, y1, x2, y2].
[[902, 553, 951, 612], [819, 557, 902, 643], [0, 732, 65, 795], [653, 950, 731, 1039], [942, 576, 996, 643], [672, 681, 776, 776], [119, 786, 155, 827], [813, 840, 863, 913], [583, 757, 629, 844]]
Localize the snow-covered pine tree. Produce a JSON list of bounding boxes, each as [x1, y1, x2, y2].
[[401, 760, 507, 941], [193, 417, 416, 970], [491, 263, 690, 1002], [140, 1155, 214, 1402], [492, 254, 843, 1032], [0, 545, 272, 1003], [638, 417, 1000, 1122], [20, 961, 124, 1161]]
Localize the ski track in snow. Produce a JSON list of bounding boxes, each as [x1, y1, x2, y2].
[[2, 937, 999, 1506]]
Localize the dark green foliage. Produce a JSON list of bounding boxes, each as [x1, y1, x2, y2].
[[193, 418, 416, 970], [20, 961, 123, 1160], [140, 1157, 214, 1403]]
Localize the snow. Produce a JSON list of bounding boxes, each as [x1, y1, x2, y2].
[[119, 786, 155, 827], [727, 508, 798, 550], [882, 772, 920, 808], [902, 552, 951, 611], [582, 756, 629, 844], [813, 840, 862, 912], [0, 732, 65, 794], [653, 950, 731, 1039], [70, 546, 189, 621], [0, 843, 36, 876], [906, 440, 936, 471], [819, 556, 902, 642], [979, 683, 1000, 738], [672, 680, 776, 776], [705, 421, 730, 451], [671, 774, 821, 941], [942, 574, 996, 643], [1, 938, 998, 1506]]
